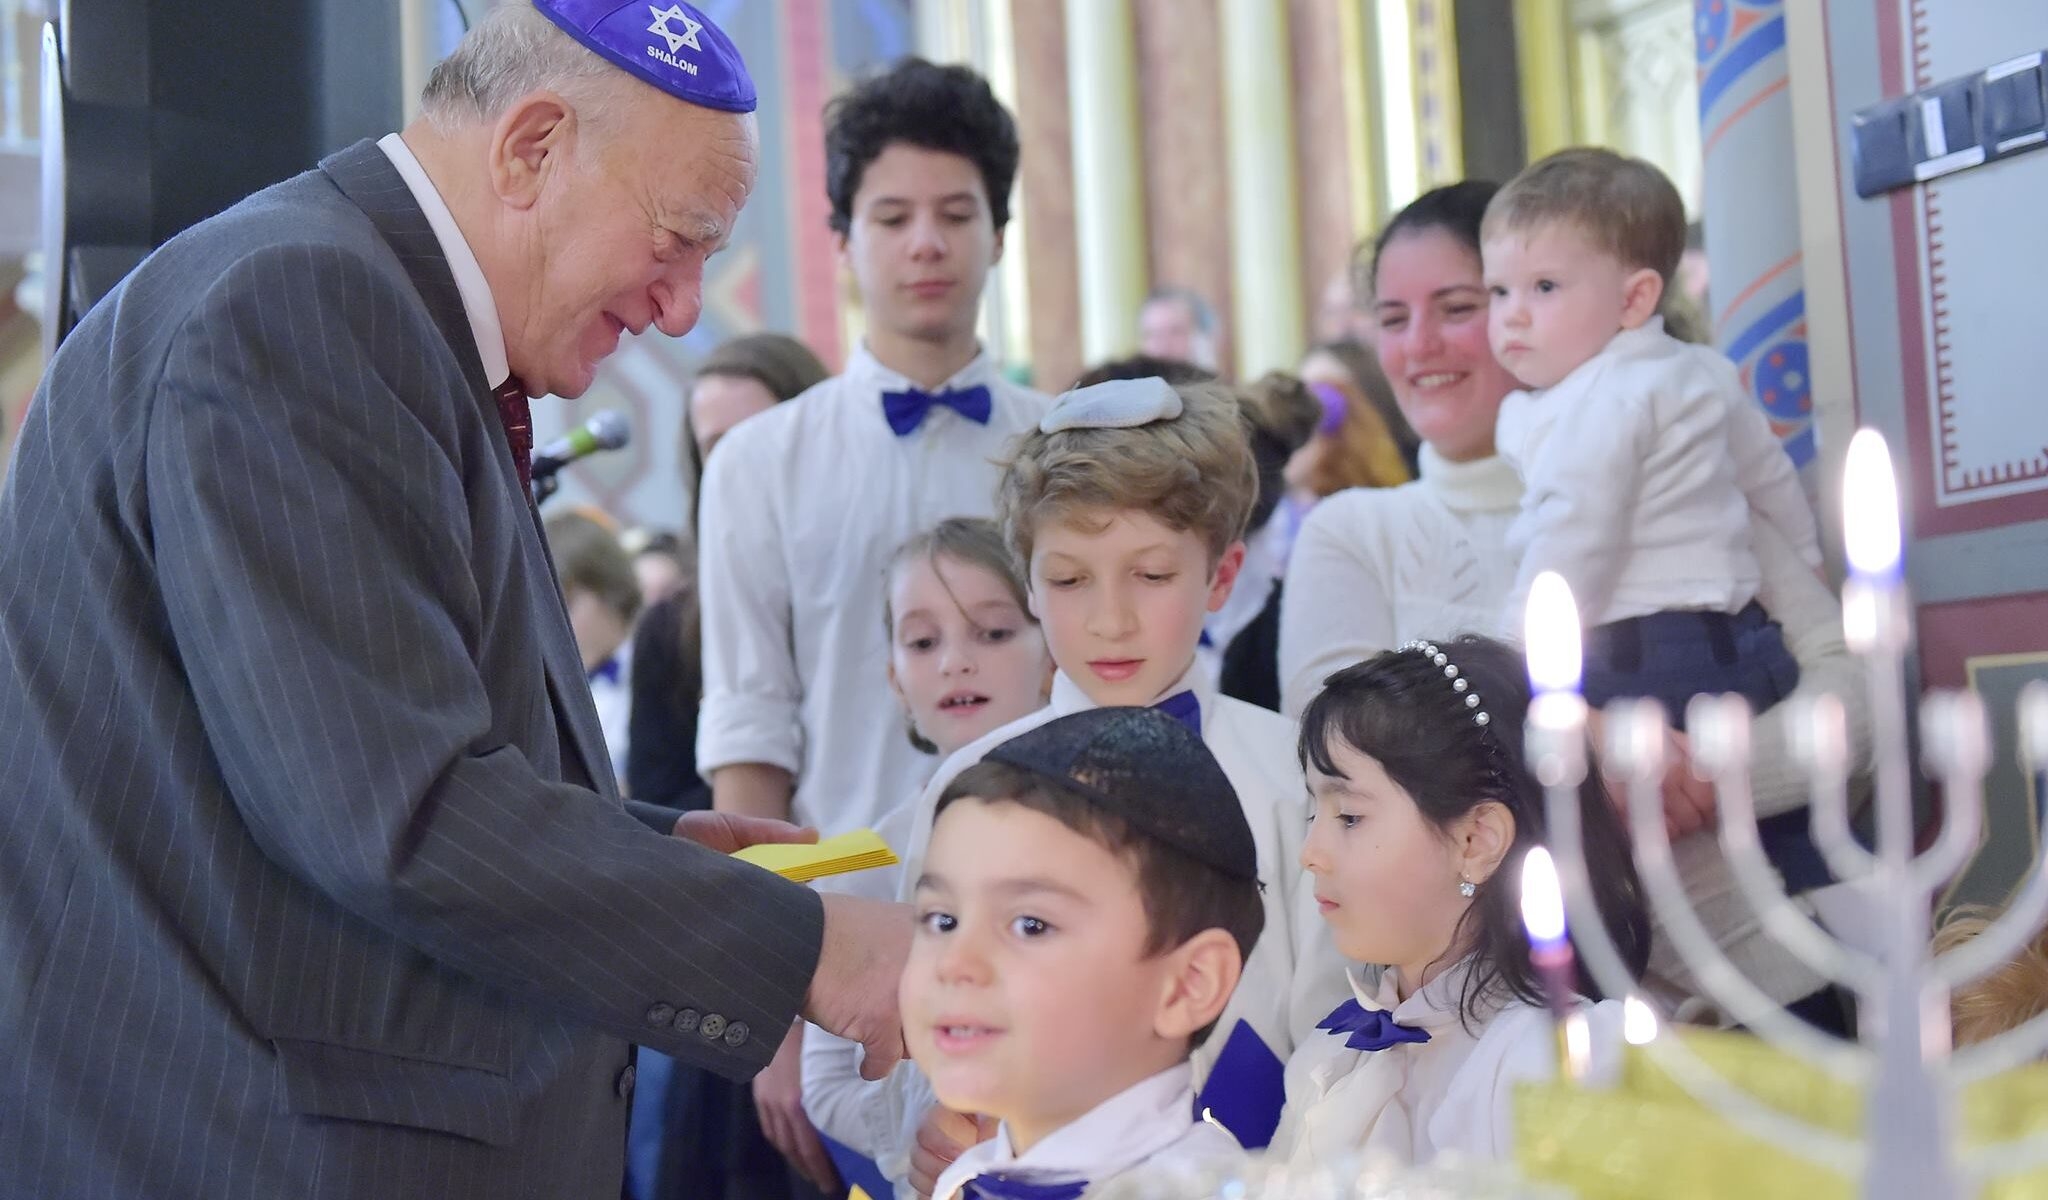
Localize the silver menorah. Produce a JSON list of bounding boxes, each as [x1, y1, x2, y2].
[[1531, 429, 2048, 1200]]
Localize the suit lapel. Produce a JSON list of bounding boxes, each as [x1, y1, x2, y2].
[[319, 139, 619, 804]]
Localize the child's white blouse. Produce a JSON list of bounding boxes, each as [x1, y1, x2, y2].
[[1273, 958, 1623, 1170]]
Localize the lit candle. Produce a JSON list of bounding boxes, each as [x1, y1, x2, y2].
[[1526, 571, 1583, 695], [1842, 428, 1902, 582], [1623, 995, 1659, 1046], [1524, 572, 1589, 789], [1521, 845, 1587, 1081], [1840, 429, 1906, 654]]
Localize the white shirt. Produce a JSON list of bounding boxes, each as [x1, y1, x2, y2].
[[1277, 452, 1865, 1009], [1273, 959, 1622, 1169], [694, 346, 1048, 835], [586, 638, 632, 787], [1494, 319, 1821, 626], [376, 133, 509, 389], [932, 1064, 1243, 1200]]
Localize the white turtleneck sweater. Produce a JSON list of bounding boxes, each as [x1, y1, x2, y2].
[[1278, 447, 1873, 1011]]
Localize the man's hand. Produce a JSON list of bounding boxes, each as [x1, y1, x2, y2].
[[907, 1105, 995, 1199], [670, 810, 817, 854], [804, 893, 912, 1081], [753, 1020, 839, 1193]]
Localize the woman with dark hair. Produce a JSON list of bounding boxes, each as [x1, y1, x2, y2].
[[1277, 182, 1874, 1033], [1276, 635, 1649, 1166], [630, 333, 830, 811], [682, 333, 833, 526]]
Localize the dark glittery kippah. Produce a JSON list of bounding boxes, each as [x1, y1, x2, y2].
[[983, 707, 1258, 883]]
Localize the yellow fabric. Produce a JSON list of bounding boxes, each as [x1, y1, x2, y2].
[[731, 829, 898, 884], [1514, 1027, 2048, 1198]]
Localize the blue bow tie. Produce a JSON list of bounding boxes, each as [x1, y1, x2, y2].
[[964, 1175, 1087, 1200], [1153, 689, 1201, 737], [882, 384, 993, 436], [1316, 999, 1432, 1052], [588, 657, 622, 686]]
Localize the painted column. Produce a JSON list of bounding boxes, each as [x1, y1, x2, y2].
[[1222, 0, 1305, 378], [1065, 0, 1149, 365], [1135, 0, 1233, 377], [1696, 0, 1814, 467]]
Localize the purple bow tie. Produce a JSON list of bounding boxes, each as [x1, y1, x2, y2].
[[964, 1175, 1087, 1200], [1317, 999, 1432, 1052], [1153, 689, 1201, 737], [588, 656, 622, 686], [882, 384, 993, 436]]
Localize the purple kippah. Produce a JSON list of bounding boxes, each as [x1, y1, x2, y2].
[[534, 1, 757, 114], [1310, 381, 1347, 436]]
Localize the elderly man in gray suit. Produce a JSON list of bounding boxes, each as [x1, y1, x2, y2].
[[0, 4, 909, 1197]]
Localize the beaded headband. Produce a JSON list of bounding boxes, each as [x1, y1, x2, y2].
[[1397, 639, 1493, 729]]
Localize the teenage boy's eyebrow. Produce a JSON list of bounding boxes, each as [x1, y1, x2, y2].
[[866, 191, 981, 210]]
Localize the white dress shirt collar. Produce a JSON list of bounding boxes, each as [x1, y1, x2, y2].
[[377, 132, 510, 390], [843, 341, 1001, 396], [936, 1063, 1207, 1198]]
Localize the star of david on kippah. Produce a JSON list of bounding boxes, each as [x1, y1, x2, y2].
[[534, 0, 757, 114]]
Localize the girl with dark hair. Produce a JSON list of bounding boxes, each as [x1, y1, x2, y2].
[[1274, 635, 1650, 1168]]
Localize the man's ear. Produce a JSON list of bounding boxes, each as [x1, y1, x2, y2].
[[1619, 266, 1666, 330], [1206, 541, 1248, 614], [489, 91, 578, 211], [1152, 928, 1244, 1043]]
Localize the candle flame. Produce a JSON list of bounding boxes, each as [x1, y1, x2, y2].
[[1624, 995, 1659, 1045], [1525, 572, 1583, 694], [1521, 846, 1567, 944], [1843, 429, 1901, 578]]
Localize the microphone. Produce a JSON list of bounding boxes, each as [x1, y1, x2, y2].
[[531, 410, 631, 482]]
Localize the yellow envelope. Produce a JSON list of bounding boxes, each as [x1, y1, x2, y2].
[[732, 829, 899, 884]]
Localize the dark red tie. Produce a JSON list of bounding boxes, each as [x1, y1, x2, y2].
[[493, 377, 533, 490]]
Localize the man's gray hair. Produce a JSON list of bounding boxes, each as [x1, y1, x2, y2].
[[420, 3, 627, 132]]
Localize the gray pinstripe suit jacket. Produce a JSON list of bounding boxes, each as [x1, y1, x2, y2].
[[0, 140, 826, 1198]]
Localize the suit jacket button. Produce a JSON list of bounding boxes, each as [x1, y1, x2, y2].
[[723, 1020, 750, 1049], [645, 1002, 676, 1028], [699, 1013, 728, 1040], [673, 1008, 700, 1034], [615, 1063, 637, 1099]]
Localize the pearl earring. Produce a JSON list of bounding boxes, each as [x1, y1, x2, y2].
[[1458, 877, 1477, 898]]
